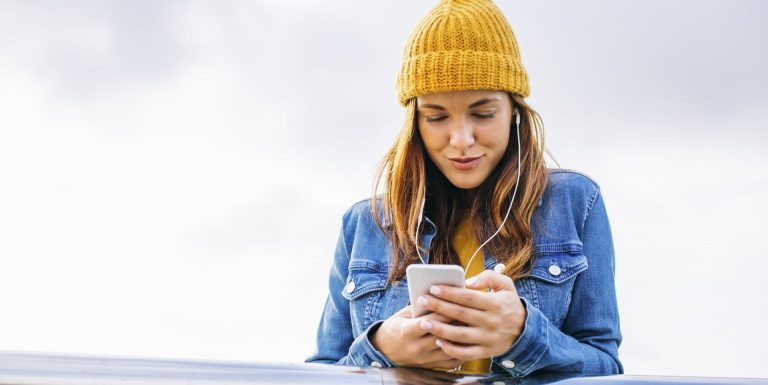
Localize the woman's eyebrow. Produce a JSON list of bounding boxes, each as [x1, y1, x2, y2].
[[418, 97, 500, 111], [467, 98, 500, 108]]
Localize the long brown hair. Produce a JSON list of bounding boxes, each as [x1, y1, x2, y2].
[[372, 92, 548, 285]]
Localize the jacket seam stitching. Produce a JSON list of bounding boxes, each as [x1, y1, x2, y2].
[[582, 186, 600, 230]]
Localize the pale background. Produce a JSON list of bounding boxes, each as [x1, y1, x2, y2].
[[1, 0, 766, 378]]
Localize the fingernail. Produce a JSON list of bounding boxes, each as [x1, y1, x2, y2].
[[466, 277, 478, 287], [417, 296, 428, 306], [429, 285, 441, 296], [420, 319, 432, 330], [435, 339, 444, 347]]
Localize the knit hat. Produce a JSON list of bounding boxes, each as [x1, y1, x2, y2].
[[396, 0, 530, 107]]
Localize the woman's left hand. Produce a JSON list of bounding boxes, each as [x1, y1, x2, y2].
[[416, 269, 527, 361]]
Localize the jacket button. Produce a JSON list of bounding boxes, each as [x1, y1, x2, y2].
[[345, 281, 356, 293], [548, 265, 562, 276], [501, 359, 516, 368], [370, 361, 382, 368]]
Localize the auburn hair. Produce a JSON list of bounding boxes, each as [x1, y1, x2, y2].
[[372, 92, 548, 286]]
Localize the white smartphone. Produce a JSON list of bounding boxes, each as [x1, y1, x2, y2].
[[406, 264, 466, 317]]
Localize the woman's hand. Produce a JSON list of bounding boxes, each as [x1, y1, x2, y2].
[[417, 270, 527, 361], [371, 305, 464, 369]]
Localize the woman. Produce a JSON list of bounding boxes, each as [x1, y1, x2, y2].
[[306, 0, 622, 377]]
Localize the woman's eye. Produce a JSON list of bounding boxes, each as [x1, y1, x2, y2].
[[425, 113, 495, 122]]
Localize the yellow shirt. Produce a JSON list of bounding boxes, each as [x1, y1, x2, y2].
[[449, 217, 492, 375]]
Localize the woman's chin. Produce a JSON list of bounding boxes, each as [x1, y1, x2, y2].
[[445, 174, 485, 190]]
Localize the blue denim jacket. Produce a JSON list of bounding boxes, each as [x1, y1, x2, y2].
[[306, 169, 623, 377]]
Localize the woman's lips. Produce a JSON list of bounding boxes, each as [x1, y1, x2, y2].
[[448, 156, 483, 171]]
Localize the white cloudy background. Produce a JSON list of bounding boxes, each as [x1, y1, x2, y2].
[[0, 0, 766, 378]]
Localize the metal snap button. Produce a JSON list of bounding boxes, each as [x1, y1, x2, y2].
[[345, 281, 356, 293], [370, 361, 382, 368], [548, 265, 562, 276], [501, 359, 516, 368]]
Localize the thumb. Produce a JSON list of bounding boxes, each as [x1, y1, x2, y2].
[[465, 270, 516, 292]]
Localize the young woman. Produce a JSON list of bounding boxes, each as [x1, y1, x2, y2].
[[306, 0, 622, 377]]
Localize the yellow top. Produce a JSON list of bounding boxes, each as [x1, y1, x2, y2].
[[449, 217, 491, 375]]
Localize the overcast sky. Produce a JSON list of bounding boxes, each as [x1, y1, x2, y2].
[[0, 0, 766, 379]]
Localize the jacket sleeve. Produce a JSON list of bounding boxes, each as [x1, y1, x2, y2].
[[492, 190, 623, 377], [304, 212, 396, 367]]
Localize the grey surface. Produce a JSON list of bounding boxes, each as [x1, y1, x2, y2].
[[0, 351, 382, 385], [0, 351, 766, 385]]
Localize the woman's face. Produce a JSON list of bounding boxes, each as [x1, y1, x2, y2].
[[416, 89, 513, 190]]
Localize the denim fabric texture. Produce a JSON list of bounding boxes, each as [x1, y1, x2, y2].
[[306, 169, 623, 377]]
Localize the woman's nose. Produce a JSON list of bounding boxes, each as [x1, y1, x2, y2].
[[449, 119, 475, 151]]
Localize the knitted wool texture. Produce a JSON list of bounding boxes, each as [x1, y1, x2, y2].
[[396, 0, 530, 107]]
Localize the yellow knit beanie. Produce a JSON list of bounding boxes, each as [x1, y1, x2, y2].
[[396, 0, 530, 107]]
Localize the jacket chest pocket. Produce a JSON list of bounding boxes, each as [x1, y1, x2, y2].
[[342, 265, 409, 336], [516, 249, 588, 328]]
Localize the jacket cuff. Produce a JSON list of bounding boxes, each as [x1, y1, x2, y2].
[[347, 320, 396, 368], [492, 297, 549, 377]]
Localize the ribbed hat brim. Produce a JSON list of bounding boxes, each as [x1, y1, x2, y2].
[[397, 50, 530, 107]]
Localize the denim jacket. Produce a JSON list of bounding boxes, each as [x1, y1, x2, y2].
[[306, 169, 623, 377]]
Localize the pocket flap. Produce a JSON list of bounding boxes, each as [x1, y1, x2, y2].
[[529, 252, 588, 284], [341, 268, 388, 300]]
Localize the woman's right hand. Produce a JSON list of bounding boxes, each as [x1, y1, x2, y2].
[[371, 305, 464, 369]]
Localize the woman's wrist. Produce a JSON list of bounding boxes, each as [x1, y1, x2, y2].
[[369, 321, 391, 359]]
